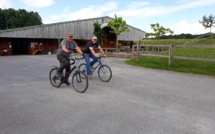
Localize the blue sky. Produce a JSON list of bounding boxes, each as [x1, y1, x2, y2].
[[1, 0, 215, 34]]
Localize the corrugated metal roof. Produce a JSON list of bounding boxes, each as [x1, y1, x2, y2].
[[0, 16, 145, 40]]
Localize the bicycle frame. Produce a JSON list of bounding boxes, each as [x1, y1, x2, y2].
[[90, 57, 103, 74], [78, 56, 112, 82], [68, 57, 83, 76], [53, 56, 83, 78]]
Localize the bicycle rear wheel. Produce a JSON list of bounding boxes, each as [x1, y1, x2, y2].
[[98, 65, 112, 82], [49, 68, 62, 87], [72, 70, 88, 93]]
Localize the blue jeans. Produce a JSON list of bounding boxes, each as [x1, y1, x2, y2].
[[84, 53, 98, 75]]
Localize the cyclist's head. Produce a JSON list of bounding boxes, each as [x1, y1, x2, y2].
[[92, 36, 97, 43], [67, 33, 73, 42]]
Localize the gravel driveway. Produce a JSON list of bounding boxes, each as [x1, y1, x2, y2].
[[0, 55, 215, 134]]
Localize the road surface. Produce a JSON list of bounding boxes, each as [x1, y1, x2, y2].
[[0, 55, 214, 134]]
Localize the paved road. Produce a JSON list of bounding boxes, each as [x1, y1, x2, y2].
[[0, 55, 215, 134]]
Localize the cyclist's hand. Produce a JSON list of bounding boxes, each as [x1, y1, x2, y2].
[[67, 50, 72, 54], [95, 54, 100, 58], [103, 54, 107, 58], [82, 53, 86, 57]]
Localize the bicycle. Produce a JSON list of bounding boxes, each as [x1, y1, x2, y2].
[[49, 56, 88, 93], [78, 56, 112, 82]]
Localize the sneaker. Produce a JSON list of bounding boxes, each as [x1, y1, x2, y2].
[[57, 72, 62, 79], [87, 75, 92, 78], [65, 81, 71, 86], [90, 70, 93, 75]]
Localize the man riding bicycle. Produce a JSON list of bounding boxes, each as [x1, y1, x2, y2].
[[56, 33, 84, 85], [82, 36, 106, 78]]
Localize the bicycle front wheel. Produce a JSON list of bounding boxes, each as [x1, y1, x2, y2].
[[78, 63, 87, 78], [72, 71, 88, 93], [98, 65, 112, 82], [49, 68, 62, 87]]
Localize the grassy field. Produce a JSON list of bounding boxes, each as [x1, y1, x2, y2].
[[126, 39, 215, 76], [161, 47, 215, 59], [142, 39, 215, 45], [125, 56, 215, 76]]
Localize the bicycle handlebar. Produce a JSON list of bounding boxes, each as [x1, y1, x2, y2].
[[98, 55, 106, 59], [69, 56, 85, 63]]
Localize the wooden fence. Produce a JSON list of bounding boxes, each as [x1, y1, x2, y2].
[[132, 44, 215, 65]]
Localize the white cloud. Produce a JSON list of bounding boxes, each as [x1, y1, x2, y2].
[[69, 1, 118, 20], [43, 0, 215, 22], [43, 1, 118, 23], [174, 0, 215, 10], [0, 0, 12, 9], [20, 0, 54, 7], [43, 0, 215, 34], [171, 20, 215, 34], [110, 0, 215, 20], [63, 7, 70, 12], [106, 0, 215, 34], [177, 0, 215, 6], [126, 2, 150, 9]]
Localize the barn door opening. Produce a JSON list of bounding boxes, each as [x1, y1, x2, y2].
[[11, 38, 28, 55]]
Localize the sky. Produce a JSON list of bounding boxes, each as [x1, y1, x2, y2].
[[1, 0, 215, 35]]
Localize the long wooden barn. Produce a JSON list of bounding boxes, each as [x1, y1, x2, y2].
[[0, 16, 145, 56]]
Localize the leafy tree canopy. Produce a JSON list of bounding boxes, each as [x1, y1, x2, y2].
[[199, 14, 215, 33], [93, 21, 105, 46], [107, 14, 129, 51], [0, 8, 42, 30], [145, 23, 174, 39]]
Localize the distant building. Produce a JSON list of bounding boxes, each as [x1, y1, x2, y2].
[[0, 16, 145, 55]]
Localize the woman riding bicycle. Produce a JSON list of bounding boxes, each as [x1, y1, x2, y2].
[[82, 36, 106, 78], [56, 33, 84, 85]]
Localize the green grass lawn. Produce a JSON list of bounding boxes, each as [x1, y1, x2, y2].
[[125, 57, 215, 76], [142, 39, 215, 45], [127, 39, 215, 76], [161, 47, 215, 59], [143, 39, 189, 45]]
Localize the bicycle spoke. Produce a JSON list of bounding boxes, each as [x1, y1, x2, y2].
[[101, 67, 107, 74], [98, 65, 112, 82], [49, 68, 62, 87], [72, 71, 88, 93], [78, 63, 87, 78], [75, 73, 82, 83]]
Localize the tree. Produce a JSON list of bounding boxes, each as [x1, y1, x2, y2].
[[0, 9, 6, 29], [0, 8, 42, 30], [93, 21, 105, 46], [107, 14, 129, 52], [145, 23, 174, 39], [4, 8, 19, 29], [199, 14, 215, 33]]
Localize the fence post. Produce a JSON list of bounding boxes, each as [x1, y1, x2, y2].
[[132, 45, 135, 58], [136, 41, 141, 61], [169, 44, 173, 65], [146, 46, 148, 53]]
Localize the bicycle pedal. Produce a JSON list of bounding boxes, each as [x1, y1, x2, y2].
[[64, 81, 71, 86]]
